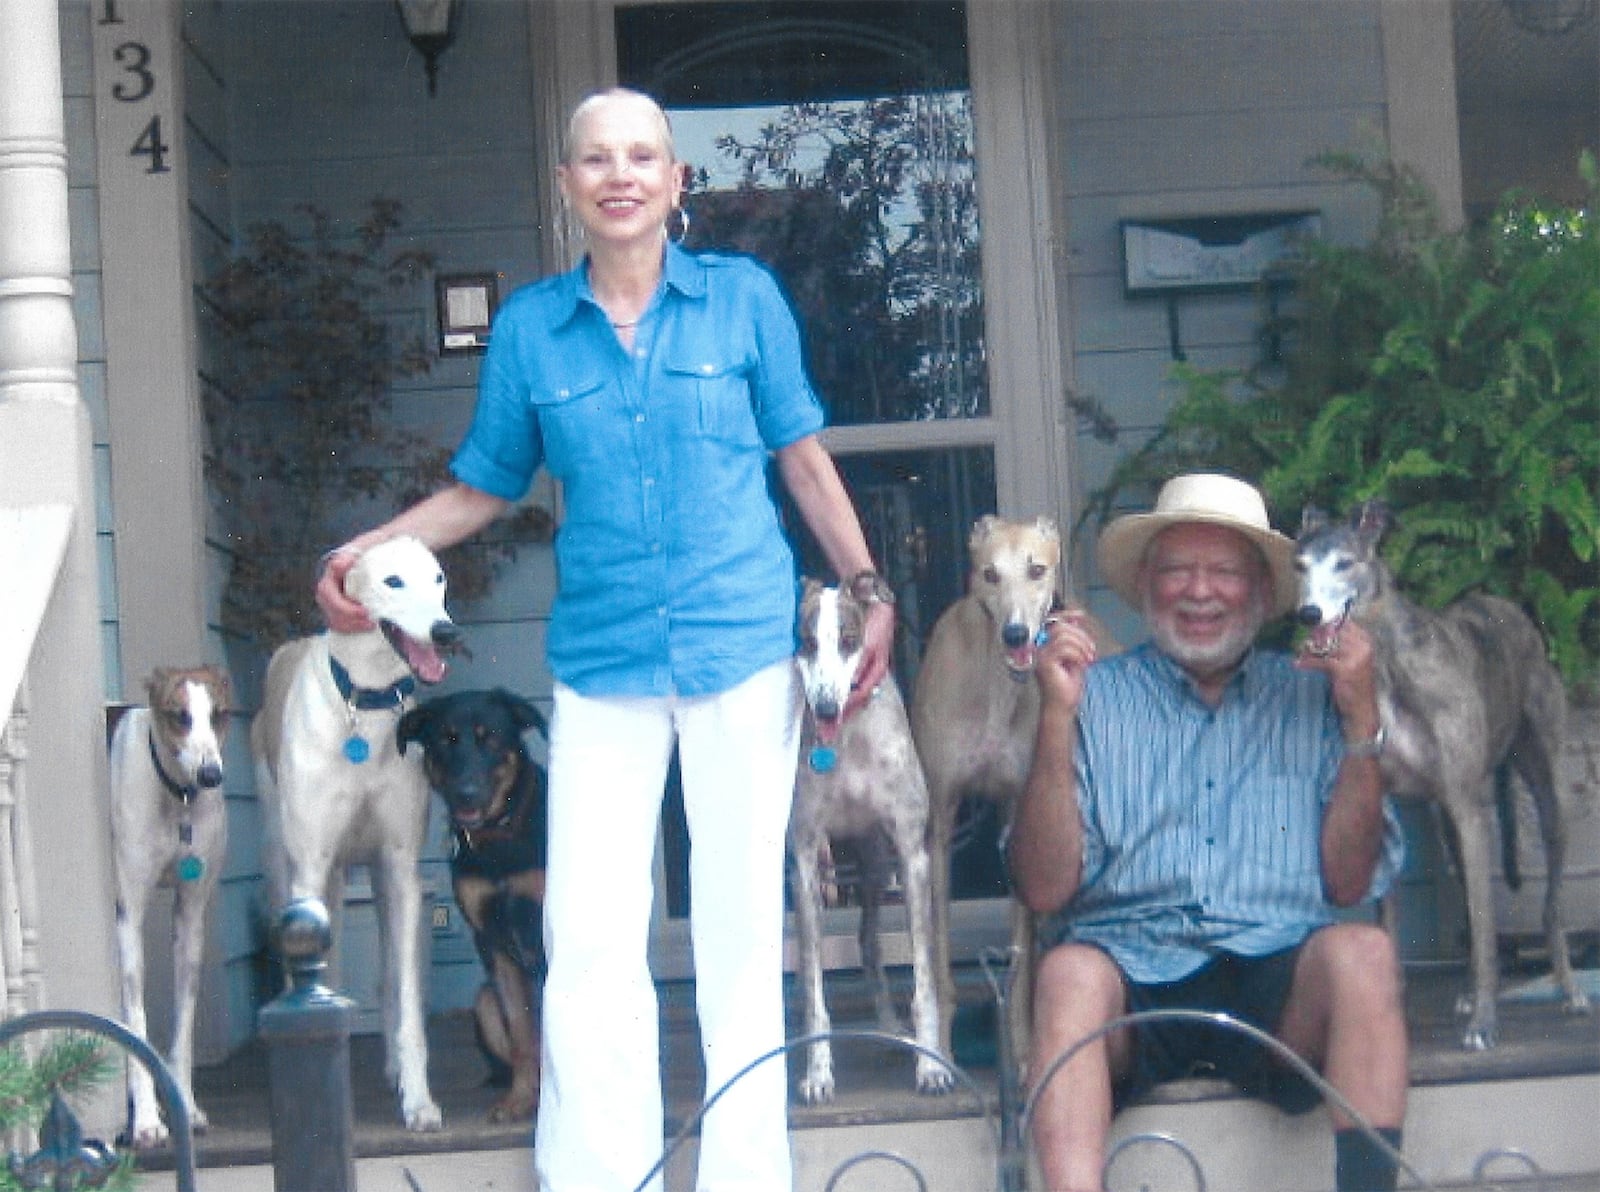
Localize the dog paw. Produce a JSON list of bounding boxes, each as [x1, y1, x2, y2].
[[797, 1051, 836, 1105], [1563, 988, 1592, 1016], [915, 1054, 956, 1096], [402, 1099, 445, 1132], [487, 1091, 539, 1123], [189, 1104, 209, 1134], [1460, 1020, 1498, 1051], [127, 1118, 170, 1151]]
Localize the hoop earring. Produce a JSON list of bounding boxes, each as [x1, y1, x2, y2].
[[669, 206, 690, 244]]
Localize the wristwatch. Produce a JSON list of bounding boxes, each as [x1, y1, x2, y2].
[[847, 569, 896, 606], [1344, 725, 1387, 759]]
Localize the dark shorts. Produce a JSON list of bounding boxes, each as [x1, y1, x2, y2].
[[1115, 946, 1322, 1115]]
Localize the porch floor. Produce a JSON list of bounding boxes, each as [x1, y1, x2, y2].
[[147, 958, 1598, 1176]]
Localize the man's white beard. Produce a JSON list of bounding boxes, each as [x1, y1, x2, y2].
[[1146, 597, 1266, 676]]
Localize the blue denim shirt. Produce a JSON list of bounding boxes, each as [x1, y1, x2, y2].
[[1041, 643, 1406, 983], [451, 244, 825, 697]]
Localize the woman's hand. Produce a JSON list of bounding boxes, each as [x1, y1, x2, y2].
[[843, 600, 895, 719], [315, 547, 376, 634]]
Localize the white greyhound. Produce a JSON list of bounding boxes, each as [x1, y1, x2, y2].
[[110, 665, 232, 1149], [253, 535, 459, 1130]]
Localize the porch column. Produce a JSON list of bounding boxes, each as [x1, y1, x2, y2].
[[0, 0, 123, 1048]]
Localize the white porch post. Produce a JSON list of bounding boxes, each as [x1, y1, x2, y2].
[[0, 0, 123, 1061]]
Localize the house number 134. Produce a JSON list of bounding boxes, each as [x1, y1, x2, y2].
[[99, 0, 171, 175]]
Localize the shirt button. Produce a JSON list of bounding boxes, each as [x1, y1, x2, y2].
[[651, 542, 662, 554], [698, 363, 715, 375], [635, 413, 646, 423], [643, 476, 655, 487], [657, 606, 667, 617]]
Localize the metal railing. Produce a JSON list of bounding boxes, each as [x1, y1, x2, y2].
[[0, 1009, 197, 1192]]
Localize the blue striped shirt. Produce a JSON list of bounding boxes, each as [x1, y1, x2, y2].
[[1042, 643, 1406, 983]]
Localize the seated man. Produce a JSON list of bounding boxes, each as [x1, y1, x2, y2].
[[1010, 473, 1408, 1192]]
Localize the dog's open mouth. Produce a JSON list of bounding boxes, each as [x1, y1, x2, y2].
[[811, 712, 844, 746], [1305, 604, 1351, 657], [382, 621, 450, 685], [1005, 643, 1037, 674]]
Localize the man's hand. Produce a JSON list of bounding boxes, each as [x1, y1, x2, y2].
[[315, 547, 376, 634], [1034, 607, 1099, 715], [1295, 620, 1381, 740], [844, 601, 895, 719]]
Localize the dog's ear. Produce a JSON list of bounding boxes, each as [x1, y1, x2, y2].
[[968, 515, 1000, 554], [495, 689, 548, 740], [1299, 505, 1329, 536], [145, 668, 173, 706], [800, 576, 825, 603], [396, 705, 430, 754], [208, 667, 233, 714], [1353, 499, 1391, 543]]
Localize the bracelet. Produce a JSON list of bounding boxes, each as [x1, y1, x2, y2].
[[846, 569, 896, 606], [1343, 724, 1386, 759]]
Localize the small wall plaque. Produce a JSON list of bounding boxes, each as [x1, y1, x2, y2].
[[436, 272, 499, 354]]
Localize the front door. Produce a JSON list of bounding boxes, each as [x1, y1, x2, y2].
[[528, 0, 1075, 980]]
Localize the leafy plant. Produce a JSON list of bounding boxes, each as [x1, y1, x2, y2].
[[0, 1033, 133, 1191], [1084, 151, 1600, 690], [202, 199, 551, 646]]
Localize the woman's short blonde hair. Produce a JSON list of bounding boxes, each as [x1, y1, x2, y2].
[[563, 87, 677, 165]]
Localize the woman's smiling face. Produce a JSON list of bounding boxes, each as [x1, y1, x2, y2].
[[558, 92, 683, 249]]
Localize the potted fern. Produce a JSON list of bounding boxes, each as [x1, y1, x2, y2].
[[1085, 150, 1599, 696]]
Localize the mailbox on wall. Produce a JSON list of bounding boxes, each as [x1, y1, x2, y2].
[[1120, 210, 1322, 296]]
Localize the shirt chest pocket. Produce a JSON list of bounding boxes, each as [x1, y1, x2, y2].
[[530, 375, 610, 475], [663, 356, 761, 448]]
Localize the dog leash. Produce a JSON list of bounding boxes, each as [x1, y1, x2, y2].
[[147, 732, 206, 883], [328, 656, 416, 764]]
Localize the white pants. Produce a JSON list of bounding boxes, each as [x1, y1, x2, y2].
[[535, 661, 800, 1192]]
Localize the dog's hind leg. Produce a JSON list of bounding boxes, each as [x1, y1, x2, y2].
[[855, 831, 902, 1035], [889, 811, 955, 1096], [789, 819, 836, 1103], [925, 783, 962, 1056], [1510, 688, 1592, 1017], [1449, 792, 1504, 1050]]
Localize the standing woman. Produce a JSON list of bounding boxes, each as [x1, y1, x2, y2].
[[316, 88, 892, 1190]]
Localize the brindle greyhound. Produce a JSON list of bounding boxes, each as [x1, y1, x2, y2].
[[1296, 501, 1591, 1049]]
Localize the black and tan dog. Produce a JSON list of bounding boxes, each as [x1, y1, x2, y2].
[[398, 688, 549, 1121]]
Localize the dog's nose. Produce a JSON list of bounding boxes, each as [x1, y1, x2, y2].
[[198, 762, 224, 789], [1001, 622, 1029, 649], [430, 620, 462, 648], [815, 694, 841, 722], [1296, 604, 1322, 627]]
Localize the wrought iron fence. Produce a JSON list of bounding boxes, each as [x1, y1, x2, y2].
[[623, 947, 1571, 1192], [0, 1009, 197, 1192]]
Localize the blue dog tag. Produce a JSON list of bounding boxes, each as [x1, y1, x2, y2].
[[808, 745, 837, 773], [1036, 624, 1051, 648], [177, 855, 204, 883], [344, 736, 370, 764]]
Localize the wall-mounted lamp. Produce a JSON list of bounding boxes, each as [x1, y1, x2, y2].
[[396, 0, 460, 96]]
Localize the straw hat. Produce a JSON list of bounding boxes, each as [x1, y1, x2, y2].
[[1095, 473, 1298, 616]]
